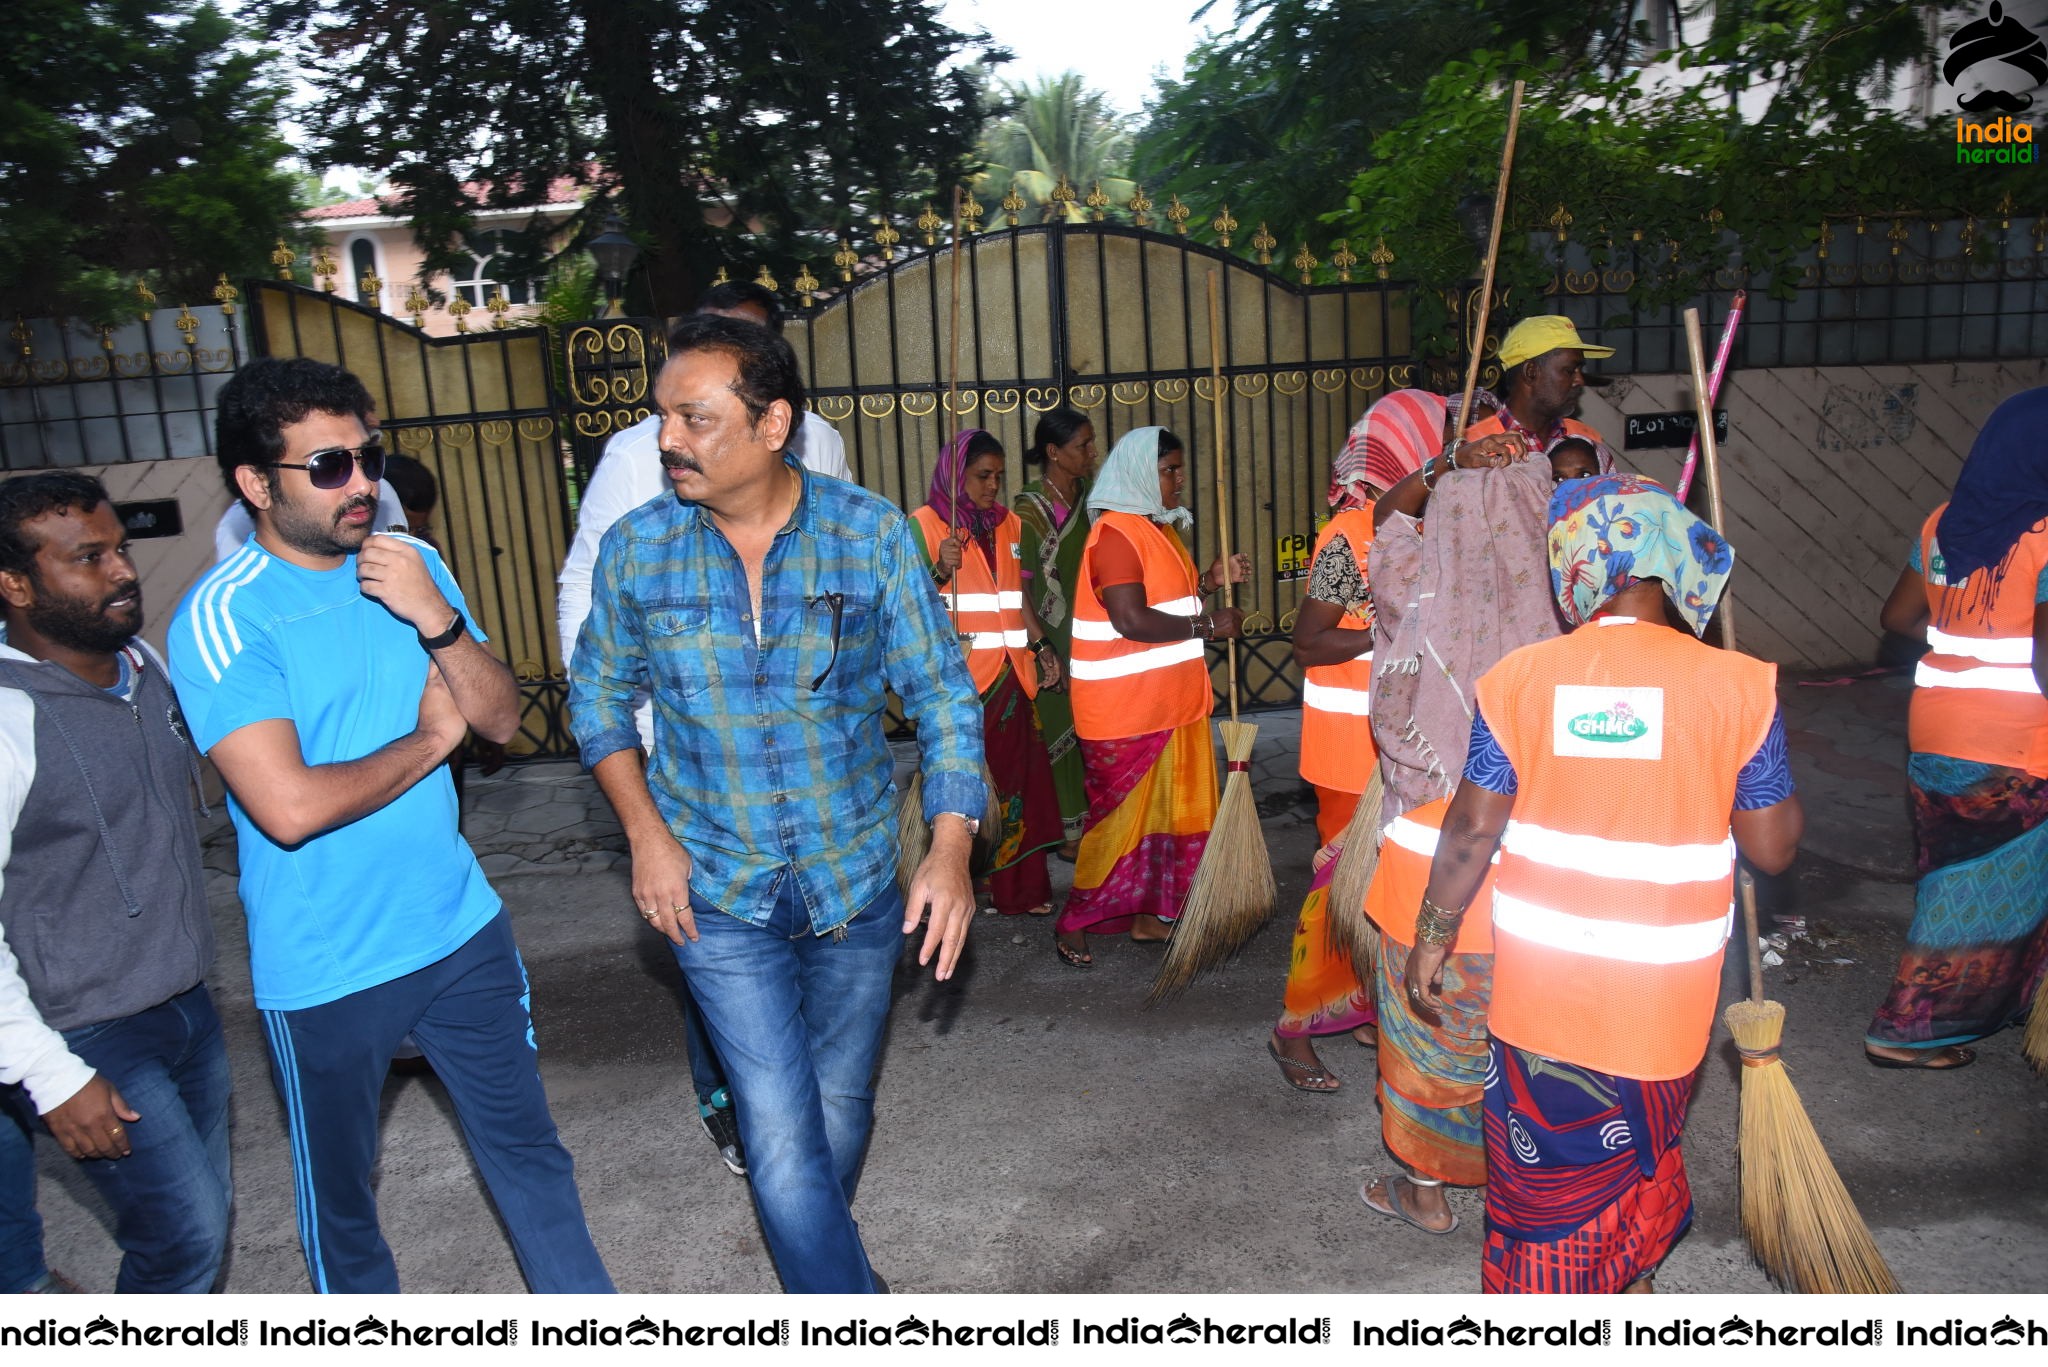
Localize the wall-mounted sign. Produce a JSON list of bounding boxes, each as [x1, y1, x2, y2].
[[115, 499, 183, 540], [1623, 410, 1730, 449], [1275, 531, 1313, 582]]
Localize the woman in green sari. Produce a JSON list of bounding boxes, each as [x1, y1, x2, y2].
[[1014, 408, 1099, 857]]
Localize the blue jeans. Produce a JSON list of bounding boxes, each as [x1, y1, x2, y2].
[[672, 877, 903, 1293], [260, 911, 611, 1293], [0, 985, 233, 1293], [0, 1098, 44, 1293]]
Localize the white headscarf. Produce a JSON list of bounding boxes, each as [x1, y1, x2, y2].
[[1086, 426, 1192, 530]]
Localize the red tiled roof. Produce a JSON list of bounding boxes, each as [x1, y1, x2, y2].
[[301, 174, 587, 220]]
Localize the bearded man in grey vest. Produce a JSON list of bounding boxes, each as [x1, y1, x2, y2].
[[0, 471, 229, 1294]]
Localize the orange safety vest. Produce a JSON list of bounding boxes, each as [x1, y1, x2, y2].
[[1478, 618, 1778, 1082], [1365, 794, 1497, 954], [1069, 511, 1210, 741], [1299, 509, 1380, 792], [1908, 505, 2048, 776], [911, 506, 1036, 699], [1462, 411, 1603, 454]]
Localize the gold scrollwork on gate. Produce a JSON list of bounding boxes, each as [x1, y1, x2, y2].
[[1024, 386, 1064, 412], [567, 324, 651, 405], [1601, 269, 1636, 293], [1193, 376, 1221, 402], [941, 389, 980, 416], [814, 396, 855, 422], [435, 423, 477, 450], [1277, 607, 1300, 634], [900, 391, 939, 418], [152, 351, 194, 376], [572, 412, 616, 438], [1562, 269, 1600, 295], [193, 347, 236, 373], [858, 394, 898, 419], [1272, 371, 1307, 397], [1239, 611, 1275, 634], [516, 417, 556, 443], [513, 659, 547, 683], [982, 387, 1022, 414], [66, 355, 111, 382], [1387, 364, 1415, 388], [479, 420, 514, 449], [394, 427, 437, 453], [1349, 366, 1384, 390], [1152, 378, 1190, 404], [1310, 369, 1347, 393], [1111, 381, 1150, 406], [1065, 383, 1106, 410], [110, 352, 155, 379]]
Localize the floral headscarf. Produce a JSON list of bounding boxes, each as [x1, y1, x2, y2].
[[1547, 474, 1733, 636], [1088, 426, 1192, 529], [923, 428, 1008, 542]]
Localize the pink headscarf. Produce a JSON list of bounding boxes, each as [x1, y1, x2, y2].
[[1330, 389, 1505, 509], [924, 428, 1008, 544]]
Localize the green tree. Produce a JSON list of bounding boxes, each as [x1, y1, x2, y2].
[[0, 1, 306, 321], [976, 73, 1136, 221], [261, 0, 1004, 314]]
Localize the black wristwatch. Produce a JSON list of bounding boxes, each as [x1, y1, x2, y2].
[[419, 610, 467, 651]]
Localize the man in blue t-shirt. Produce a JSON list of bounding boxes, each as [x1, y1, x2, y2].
[[167, 358, 610, 1294]]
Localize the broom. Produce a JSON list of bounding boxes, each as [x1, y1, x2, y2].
[[1148, 270, 1279, 1003], [1686, 306, 1901, 1294], [898, 186, 1003, 891], [2026, 968, 2048, 1072], [1325, 78, 1524, 969]]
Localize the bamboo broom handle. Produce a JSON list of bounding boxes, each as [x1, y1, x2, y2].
[[1454, 78, 1526, 447], [1206, 271, 1239, 723], [1684, 306, 1764, 1000], [946, 186, 965, 626]]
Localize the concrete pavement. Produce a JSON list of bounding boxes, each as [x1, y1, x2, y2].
[[28, 677, 2047, 1294]]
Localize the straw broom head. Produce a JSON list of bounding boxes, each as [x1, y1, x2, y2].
[[896, 764, 1009, 896], [1325, 766, 1385, 967], [1147, 718, 1277, 1004], [1724, 998, 1902, 1293], [2024, 975, 2048, 1073]]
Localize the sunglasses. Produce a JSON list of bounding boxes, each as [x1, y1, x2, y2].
[[269, 442, 386, 490]]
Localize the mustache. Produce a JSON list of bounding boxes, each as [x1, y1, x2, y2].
[[335, 494, 377, 521], [660, 451, 703, 474], [1958, 89, 2036, 112], [101, 585, 142, 613]]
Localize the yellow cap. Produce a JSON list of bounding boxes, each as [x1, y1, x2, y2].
[[1497, 316, 1615, 370]]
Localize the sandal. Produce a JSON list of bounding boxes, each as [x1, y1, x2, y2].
[[1053, 935, 1093, 969], [1268, 1037, 1340, 1093], [1024, 903, 1056, 917], [1865, 1044, 1976, 1071], [1360, 1174, 1459, 1235], [1352, 1023, 1379, 1050]]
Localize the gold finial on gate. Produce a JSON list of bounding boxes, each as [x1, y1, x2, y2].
[[874, 219, 901, 260], [712, 266, 730, 285], [960, 190, 984, 234], [212, 274, 239, 315], [1996, 191, 2017, 227], [1001, 182, 1027, 228], [1292, 242, 1318, 284], [1085, 181, 1111, 222], [486, 288, 510, 329], [1549, 203, 1574, 242], [754, 264, 779, 293], [1330, 239, 1358, 282], [1211, 203, 1238, 247], [1370, 236, 1394, 280], [794, 262, 820, 307], [1888, 217, 1910, 256], [1049, 175, 1078, 221], [1127, 185, 1153, 228], [134, 276, 156, 321], [99, 323, 116, 351], [916, 201, 945, 247], [1165, 194, 1191, 236], [449, 295, 473, 333], [1960, 216, 1977, 258], [1816, 219, 1834, 259], [10, 316, 29, 359], [2033, 213, 2047, 253], [1704, 206, 1725, 228], [174, 304, 200, 347], [271, 238, 297, 280], [358, 269, 383, 306], [1251, 221, 1277, 264], [833, 238, 858, 281], [403, 284, 427, 328], [1854, 214, 1867, 235], [312, 244, 339, 292]]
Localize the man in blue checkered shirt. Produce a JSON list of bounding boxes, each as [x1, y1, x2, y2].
[[569, 314, 984, 1294]]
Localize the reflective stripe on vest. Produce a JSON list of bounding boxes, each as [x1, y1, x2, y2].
[[1069, 595, 1203, 640], [1499, 820, 1733, 886], [1069, 512, 1211, 739], [1299, 507, 1379, 793], [1493, 891, 1731, 966], [1927, 626, 2033, 664], [911, 507, 1035, 697], [1914, 659, 2043, 695], [949, 591, 1027, 615], [1302, 676, 1372, 716], [1909, 506, 2048, 774]]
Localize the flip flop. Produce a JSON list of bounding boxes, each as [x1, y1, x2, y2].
[[1053, 936, 1093, 969], [1360, 1175, 1459, 1235], [1268, 1037, 1341, 1092], [1865, 1045, 1975, 1071]]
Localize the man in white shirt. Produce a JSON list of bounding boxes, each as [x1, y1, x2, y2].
[[554, 282, 851, 1181]]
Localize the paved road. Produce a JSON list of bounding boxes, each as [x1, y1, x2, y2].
[[28, 677, 2048, 1293]]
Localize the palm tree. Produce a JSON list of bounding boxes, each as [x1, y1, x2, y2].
[[976, 73, 1137, 223]]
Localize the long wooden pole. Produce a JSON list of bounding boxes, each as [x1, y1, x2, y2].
[[1454, 78, 1526, 448], [1206, 270, 1238, 723], [946, 185, 965, 624], [1684, 304, 1762, 996]]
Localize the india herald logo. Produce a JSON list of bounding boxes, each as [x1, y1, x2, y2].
[[1567, 700, 1648, 744]]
